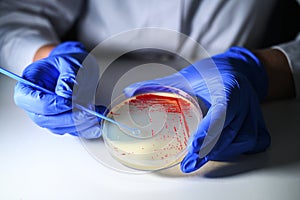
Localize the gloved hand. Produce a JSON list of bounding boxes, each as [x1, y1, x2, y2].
[[124, 46, 271, 173], [14, 41, 105, 138]]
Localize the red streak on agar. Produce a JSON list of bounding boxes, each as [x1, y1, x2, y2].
[[176, 98, 190, 139], [128, 93, 191, 113], [110, 111, 120, 116]]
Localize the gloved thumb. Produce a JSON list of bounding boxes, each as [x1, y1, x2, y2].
[[181, 152, 208, 173], [50, 41, 88, 99]]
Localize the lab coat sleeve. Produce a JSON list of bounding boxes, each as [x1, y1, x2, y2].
[[273, 36, 300, 99], [0, 0, 83, 75]]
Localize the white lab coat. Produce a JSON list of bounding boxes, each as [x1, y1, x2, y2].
[[0, 0, 299, 97]]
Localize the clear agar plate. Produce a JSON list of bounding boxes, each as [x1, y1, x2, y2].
[[101, 87, 203, 171]]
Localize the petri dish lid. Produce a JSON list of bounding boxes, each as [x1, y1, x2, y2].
[[101, 86, 203, 172]]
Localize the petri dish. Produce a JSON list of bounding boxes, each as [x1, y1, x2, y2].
[[101, 86, 203, 171]]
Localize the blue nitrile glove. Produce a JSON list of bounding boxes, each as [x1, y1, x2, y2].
[[14, 41, 105, 138], [124, 46, 271, 173]]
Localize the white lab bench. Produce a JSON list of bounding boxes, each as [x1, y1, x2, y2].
[[1, 73, 300, 200]]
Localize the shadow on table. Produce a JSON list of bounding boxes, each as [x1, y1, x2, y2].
[[156, 99, 300, 178]]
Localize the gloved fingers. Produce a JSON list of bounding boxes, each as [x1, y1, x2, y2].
[[212, 113, 265, 160], [205, 93, 269, 160], [244, 101, 270, 153], [14, 82, 72, 115], [21, 59, 60, 91], [219, 89, 270, 156], [54, 56, 82, 99], [70, 110, 102, 138], [187, 102, 235, 154], [49, 42, 89, 99], [205, 92, 250, 159], [180, 103, 229, 173], [180, 152, 208, 173], [27, 107, 102, 138], [27, 110, 77, 135], [75, 105, 107, 138], [180, 113, 244, 173], [75, 125, 102, 139], [180, 89, 248, 173], [210, 111, 256, 160], [249, 123, 270, 153]]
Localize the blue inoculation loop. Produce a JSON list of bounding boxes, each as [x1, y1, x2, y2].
[[74, 104, 141, 136], [0, 66, 141, 136], [0, 67, 53, 94]]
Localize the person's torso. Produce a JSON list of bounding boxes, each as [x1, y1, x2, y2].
[[76, 0, 277, 55]]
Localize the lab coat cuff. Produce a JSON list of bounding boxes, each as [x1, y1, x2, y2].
[[272, 40, 300, 99], [19, 34, 60, 74]]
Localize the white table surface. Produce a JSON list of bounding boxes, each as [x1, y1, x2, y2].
[[1, 74, 300, 200]]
